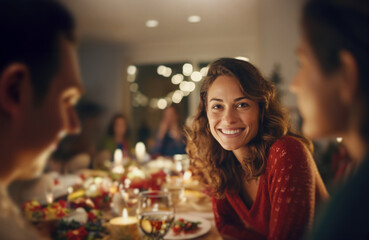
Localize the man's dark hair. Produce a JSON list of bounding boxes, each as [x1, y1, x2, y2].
[[0, 0, 75, 103], [302, 0, 369, 142]]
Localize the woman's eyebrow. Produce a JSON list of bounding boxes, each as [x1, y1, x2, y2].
[[234, 97, 248, 102], [209, 98, 223, 102]]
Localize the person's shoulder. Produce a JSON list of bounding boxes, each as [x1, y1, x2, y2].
[[267, 136, 310, 169], [269, 135, 305, 154]]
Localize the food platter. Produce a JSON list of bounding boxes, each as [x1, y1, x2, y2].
[[164, 214, 212, 240]]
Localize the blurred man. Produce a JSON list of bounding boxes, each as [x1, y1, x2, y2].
[[0, 0, 83, 238]]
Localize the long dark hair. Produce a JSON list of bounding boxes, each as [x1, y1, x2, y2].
[[186, 58, 311, 197], [107, 113, 129, 139]]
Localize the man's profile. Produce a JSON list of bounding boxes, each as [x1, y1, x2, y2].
[[0, 0, 83, 238]]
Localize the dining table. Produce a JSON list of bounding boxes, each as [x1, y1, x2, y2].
[[23, 158, 223, 240]]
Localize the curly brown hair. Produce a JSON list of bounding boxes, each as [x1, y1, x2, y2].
[[185, 58, 311, 197]]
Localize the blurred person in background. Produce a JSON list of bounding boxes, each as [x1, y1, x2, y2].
[[0, 0, 82, 238], [186, 58, 328, 240], [101, 113, 131, 159], [47, 99, 104, 173], [151, 105, 186, 157], [290, 0, 369, 238]]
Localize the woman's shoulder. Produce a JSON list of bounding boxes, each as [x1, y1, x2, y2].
[[269, 135, 306, 153], [267, 136, 310, 169]]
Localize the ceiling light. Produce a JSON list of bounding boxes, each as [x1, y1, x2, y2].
[[146, 20, 159, 28], [235, 56, 250, 62], [187, 15, 201, 23]]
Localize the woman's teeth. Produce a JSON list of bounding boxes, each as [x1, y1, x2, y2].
[[221, 129, 241, 135]]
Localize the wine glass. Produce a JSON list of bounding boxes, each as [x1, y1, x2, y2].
[[137, 190, 175, 240]]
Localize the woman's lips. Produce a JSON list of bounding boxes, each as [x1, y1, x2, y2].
[[219, 128, 243, 136]]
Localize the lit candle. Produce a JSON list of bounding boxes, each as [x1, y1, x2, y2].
[[135, 142, 146, 163], [114, 149, 123, 164], [109, 208, 139, 240], [112, 149, 125, 174]]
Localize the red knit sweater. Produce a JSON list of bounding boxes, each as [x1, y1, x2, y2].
[[212, 136, 328, 240]]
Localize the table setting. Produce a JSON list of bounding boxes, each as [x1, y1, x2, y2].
[[19, 148, 221, 240]]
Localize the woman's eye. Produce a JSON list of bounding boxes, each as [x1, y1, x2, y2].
[[211, 104, 222, 110], [236, 102, 249, 108]]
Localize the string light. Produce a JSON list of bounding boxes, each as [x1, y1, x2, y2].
[[127, 64, 204, 109]]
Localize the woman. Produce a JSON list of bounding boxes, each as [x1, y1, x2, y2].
[[290, 0, 368, 238], [151, 106, 186, 157], [102, 114, 131, 158], [186, 58, 328, 240]]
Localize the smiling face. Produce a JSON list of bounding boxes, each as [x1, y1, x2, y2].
[[290, 36, 349, 139], [206, 75, 260, 152]]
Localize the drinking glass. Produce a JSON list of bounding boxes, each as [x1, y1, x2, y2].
[[137, 190, 175, 240], [119, 183, 139, 215], [161, 175, 184, 205]]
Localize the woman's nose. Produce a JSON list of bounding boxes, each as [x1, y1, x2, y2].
[[223, 107, 237, 124]]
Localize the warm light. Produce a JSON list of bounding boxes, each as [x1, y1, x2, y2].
[[127, 65, 137, 75], [235, 56, 250, 62], [140, 95, 148, 106], [146, 19, 159, 28], [94, 177, 102, 184], [135, 142, 146, 160], [171, 74, 184, 85], [183, 63, 193, 76], [187, 15, 201, 23], [127, 75, 136, 83], [191, 71, 202, 82], [157, 98, 168, 109], [122, 208, 128, 218], [172, 90, 184, 103], [163, 67, 172, 77], [157, 65, 166, 75], [188, 82, 195, 92], [183, 171, 192, 182], [67, 186, 73, 195], [114, 149, 123, 164], [46, 192, 54, 204], [182, 90, 190, 96], [200, 67, 208, 76], [179, 81, 195, 92], [129, 83, 138, 92], [336, 137, 343, 143], [179, 81, 187, 91]]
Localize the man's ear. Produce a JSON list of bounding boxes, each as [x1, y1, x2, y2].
[[0, 63, 31, 117], [338, 50, 359, 105]]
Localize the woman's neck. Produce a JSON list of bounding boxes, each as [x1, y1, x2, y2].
[[232, 147, 250, 164]]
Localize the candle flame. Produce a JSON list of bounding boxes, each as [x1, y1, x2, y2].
[[122, 208, 128, 219], [183, 170, 192, 182], [114, 149, 123, 163]]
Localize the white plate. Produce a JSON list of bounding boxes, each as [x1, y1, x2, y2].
[[164, 214, 212, 240]]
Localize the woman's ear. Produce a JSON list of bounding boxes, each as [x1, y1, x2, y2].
[[0, 63, 30, 118], [338, 50, 359, 105]]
